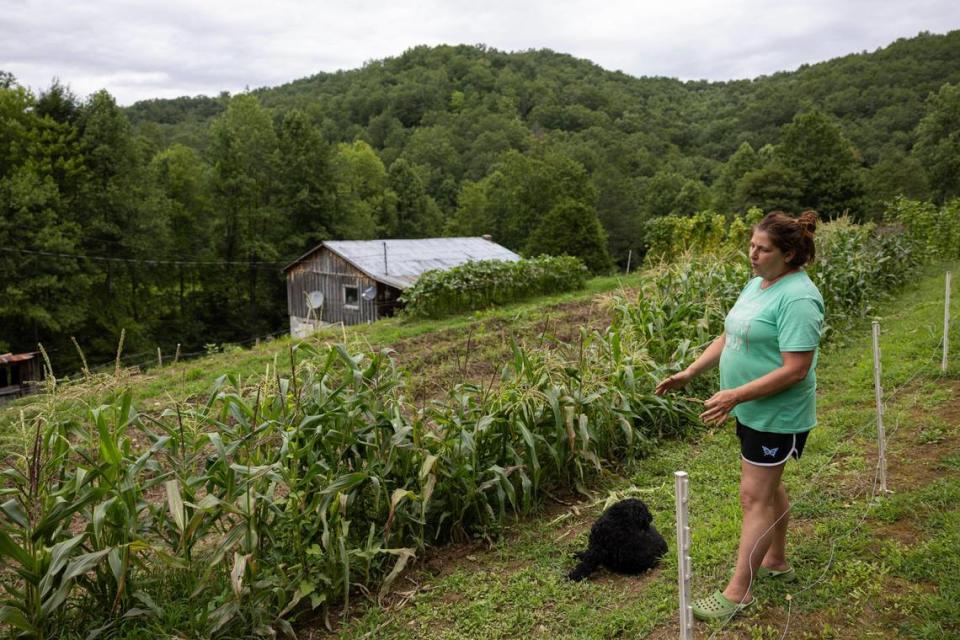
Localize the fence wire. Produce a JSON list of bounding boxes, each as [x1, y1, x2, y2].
[[699, 324, 944, 640]]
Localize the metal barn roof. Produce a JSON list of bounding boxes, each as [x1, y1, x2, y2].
[[0, 352, 37, 365], [285, 237, 521, 289]]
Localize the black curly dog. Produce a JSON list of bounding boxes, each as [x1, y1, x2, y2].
[[567, 498, 668, 581]]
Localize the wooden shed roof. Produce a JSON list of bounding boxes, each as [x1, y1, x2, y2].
[[284, 238, 521, 289]]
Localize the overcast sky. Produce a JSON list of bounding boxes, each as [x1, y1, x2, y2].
[[2, 0, 957, 106]]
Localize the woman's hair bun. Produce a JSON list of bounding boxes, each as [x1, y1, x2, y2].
[[797, 210, 818, 234]]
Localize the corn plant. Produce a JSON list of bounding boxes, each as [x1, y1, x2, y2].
[[612, 253, 749, 365], [0, 415, 108, 638]]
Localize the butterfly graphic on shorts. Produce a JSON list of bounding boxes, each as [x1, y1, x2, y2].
[[761, 446, 779, 458]]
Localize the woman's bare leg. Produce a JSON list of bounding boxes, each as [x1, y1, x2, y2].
[[722, 460, 787, 603], [760, 482, 791, 571]]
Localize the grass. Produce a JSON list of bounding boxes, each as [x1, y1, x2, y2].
[[322, 262, 960, 640]]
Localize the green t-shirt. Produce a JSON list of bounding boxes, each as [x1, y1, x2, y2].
[[719, 271, 824, 434]]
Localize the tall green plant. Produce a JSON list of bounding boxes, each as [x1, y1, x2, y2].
[[400, 255, 588, 318], [0, 417, 107, 637]]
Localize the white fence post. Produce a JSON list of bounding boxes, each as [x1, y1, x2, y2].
[[674, 471, 693, 639], [871, 321, 889, 494], [944, 271, 952, 373]]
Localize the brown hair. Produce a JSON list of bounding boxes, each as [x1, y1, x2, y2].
[[755, 210, 818, 267]]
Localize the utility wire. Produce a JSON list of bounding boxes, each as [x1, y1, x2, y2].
[[0, 246, 293, 267], [2, 246, 505, 269]]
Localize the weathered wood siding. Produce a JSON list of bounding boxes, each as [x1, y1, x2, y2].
[[286, 248, 379, 325]]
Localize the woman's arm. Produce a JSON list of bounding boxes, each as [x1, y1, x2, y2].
[[685, 333, 726, 378], [654, 333, 726, 396], [699, 351, 815, 425]]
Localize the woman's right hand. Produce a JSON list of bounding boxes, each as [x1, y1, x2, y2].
[[654, 370, 693, 396]]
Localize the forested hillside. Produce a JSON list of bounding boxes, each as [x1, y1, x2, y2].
[[3, 30, 960, 373]]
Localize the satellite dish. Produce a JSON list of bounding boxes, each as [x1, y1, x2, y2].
[[304, 291, 325, 325], [361, 286, 377, 301]]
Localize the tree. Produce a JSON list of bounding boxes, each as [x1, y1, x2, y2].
[[149, 143, 214, 319], [276, 109, 335, 251], [209, 94, 283, 334], [210, 94, 281, 258], [35, 80, 79, 124], [330, 140, 385, 239], [712, 142, 762, 212], [640, 171, 709, 218], [399, 125, 463, 204], [384, 158, 442, 237], [734, 163, 804, 213], [524, 198, 613, 273], [489, 149, 597, 250], [72, 90, 165, 354], [673, 179, 711, 216], [0, 83, 90, 364], [777, 110, 864, 218], [912, 82, 960, 202], [862, 151, 928, 216], [445, 180, 493, 237], [592, 166, 644, 267]]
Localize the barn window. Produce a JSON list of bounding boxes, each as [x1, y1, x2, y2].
[[344, 285, 359, 308]]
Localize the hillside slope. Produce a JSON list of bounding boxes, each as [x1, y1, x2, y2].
[[0, 271, 642, 444]]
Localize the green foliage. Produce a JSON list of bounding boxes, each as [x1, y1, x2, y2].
[[862, 151, 929, 215], [523, 199, 614, 274], [886, 196, 960, 260], [1, 327, 702, 636], [446, 149, 597, 252], [711, 142, 762, 211], [329, 140, 386, 239], [806, 216, 920, 336], [0, 391, 174, 638], [383, 158, 443, 238], [912, 82, 960, 202], [275, 109, 336, 249], [734, 162, 804, 214], [640, 202, 945, 338], [399, 256, 589, 319], [776, 109, 865, 218], [640, 172, 710, 218], [0, 83, 92, 358], [611, 255, 751, 366], [644, 209, 762, 262]]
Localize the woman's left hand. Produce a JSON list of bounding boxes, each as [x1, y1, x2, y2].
[[699, 389, 741, 426]]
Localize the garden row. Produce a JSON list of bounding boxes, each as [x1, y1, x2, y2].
[[1, 200, 957, 638]]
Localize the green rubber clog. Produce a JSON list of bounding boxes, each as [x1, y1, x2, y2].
[[757, 565, 796, 581], [691, 589, 755, 621]]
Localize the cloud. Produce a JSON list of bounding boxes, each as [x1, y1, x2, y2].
[[1, 0, 956, 104]]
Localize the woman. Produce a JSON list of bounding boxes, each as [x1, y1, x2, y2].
[[654, 210, 824, 621]]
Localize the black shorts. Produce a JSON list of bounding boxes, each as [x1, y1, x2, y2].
[[736, 420, 810, 466]]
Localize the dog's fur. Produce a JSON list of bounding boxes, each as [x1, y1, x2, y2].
[[567, 498, 668, 581]]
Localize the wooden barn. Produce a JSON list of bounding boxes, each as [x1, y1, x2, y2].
[[283, 237, 520, 336], [0, 351, 42, 405]]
